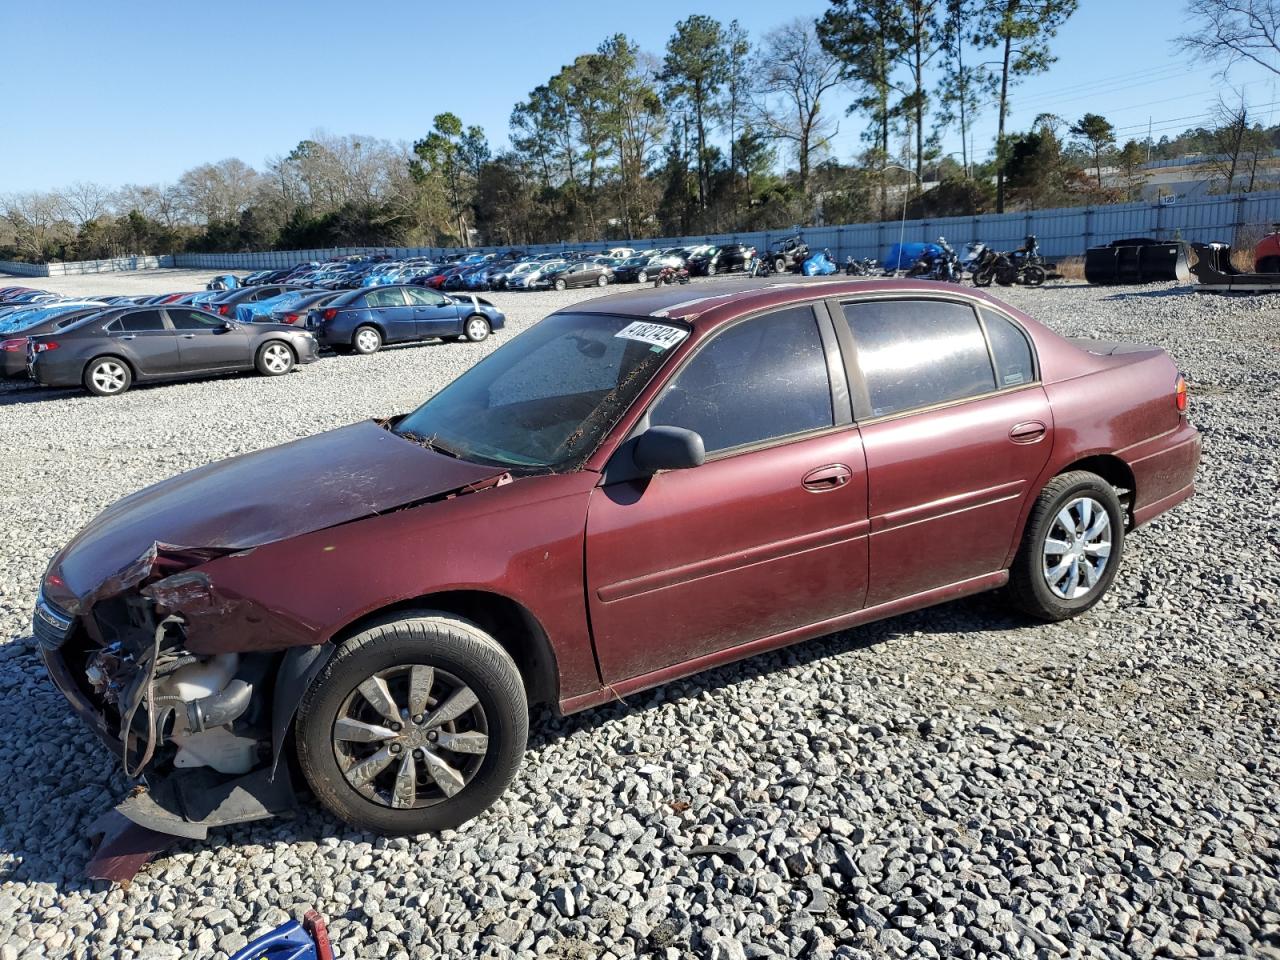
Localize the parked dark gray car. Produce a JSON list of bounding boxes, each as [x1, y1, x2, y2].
[[26, 306, 319, 396]]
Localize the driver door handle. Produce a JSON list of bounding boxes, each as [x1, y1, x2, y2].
[[182, 333, 197, 339], [802, 463, 852, 492]]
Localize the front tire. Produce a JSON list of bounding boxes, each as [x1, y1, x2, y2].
[[774, 257, 786, 273], [295, 611, 527, 835], [255, 341, 295, 376], [464, 315, 490, 342], [597, 274, 608, 286], [554, 279, 566, 291], [973, 267, 994, 287], [1023, 265, 1047, 287], [1007, 471, 1125, 621], [637, 270, 648, 284], [353, 325, 382, 355], [84, 357, 132, 396]]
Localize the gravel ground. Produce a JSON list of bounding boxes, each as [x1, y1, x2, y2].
[[0, 274, 1276, 960]]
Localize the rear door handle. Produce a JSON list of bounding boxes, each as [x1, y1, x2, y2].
[[1010, 420, 1047, 443], [182, 333, 196, 339], [119, 335, 136, 341], [802, 463, 853, 492]]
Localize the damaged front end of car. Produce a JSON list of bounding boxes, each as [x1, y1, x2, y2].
[[37, 546, 317, 883], [34, 418, 515, 882]]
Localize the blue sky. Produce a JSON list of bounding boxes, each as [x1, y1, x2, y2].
[[1, 0, 1277, 192]]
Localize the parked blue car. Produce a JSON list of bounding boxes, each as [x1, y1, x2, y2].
[[313, 285, 505, 354]]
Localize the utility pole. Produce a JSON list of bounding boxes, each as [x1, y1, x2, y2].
[[1147, 117, 1152, 162]]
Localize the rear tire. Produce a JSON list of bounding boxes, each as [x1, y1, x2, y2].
[[1007, 471, 1125, 621], [255, 341, 295, 376], [295, 611, 527, 836], [83, 357, 132, 396], [774, 257, 787, 273], [1022, 265, 1047, 287], [353, 326, 382, 355]]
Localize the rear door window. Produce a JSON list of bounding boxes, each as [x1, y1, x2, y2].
[[648, 305, 834, 455], [843, 299, 996, 418], [364, 288, 407, 308], [115, 310, 166, 333]]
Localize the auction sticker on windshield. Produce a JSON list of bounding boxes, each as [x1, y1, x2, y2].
[[615, 321, 688, 351]]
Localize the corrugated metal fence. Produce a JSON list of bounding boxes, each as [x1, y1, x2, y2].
[[9, 191, 1279, 277], [0, 255, 174, 277]]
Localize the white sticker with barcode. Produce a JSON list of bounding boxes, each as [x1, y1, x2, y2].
[[614, 321, 687, 350]]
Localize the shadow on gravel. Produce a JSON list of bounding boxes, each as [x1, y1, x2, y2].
[[0, 385, 80, 406], [1099, 286, 1205, 301], [527, 589, 1027, 747], [0, 592, 1029, 890]]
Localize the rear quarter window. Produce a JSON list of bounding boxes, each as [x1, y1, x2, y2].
[[982, 308, 1037, 387]]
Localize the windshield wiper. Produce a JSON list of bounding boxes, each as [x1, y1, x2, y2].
[[398, 431, 463, 460]]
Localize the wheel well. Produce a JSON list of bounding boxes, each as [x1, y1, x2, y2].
[[1059, 455, 1135, 524], [353, 322, 384, 342], [329, 591, 559, 707]]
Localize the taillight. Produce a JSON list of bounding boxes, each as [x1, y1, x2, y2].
[[283, 313, 299, 324], [32, 341, 59, 353], [218, 304, 231, 316], [1175, 374, 1188, 414], [321, 308, 338, 321], [1, 338, 26, 352]]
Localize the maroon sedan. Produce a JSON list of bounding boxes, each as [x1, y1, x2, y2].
[[36, 279, 1199, 858]]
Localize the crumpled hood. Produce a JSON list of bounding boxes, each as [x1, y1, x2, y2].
[[48, 419, 506, 612]]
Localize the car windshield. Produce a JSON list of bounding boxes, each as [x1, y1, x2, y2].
[[393, 312, 689, 470]]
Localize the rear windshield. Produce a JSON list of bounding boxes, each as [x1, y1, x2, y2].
[[394, 312, 688, 470]]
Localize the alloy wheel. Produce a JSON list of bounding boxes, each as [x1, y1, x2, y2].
[[356, 328, 381, 353], [262, 343, 292, 373], [333, 665, 489, 810], [91, 361, 128, 394], [466, 317, 489, 341], [1042, 497, 1112, 600]]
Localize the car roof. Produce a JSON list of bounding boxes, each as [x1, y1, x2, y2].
[[563, 277, 1043, 333]]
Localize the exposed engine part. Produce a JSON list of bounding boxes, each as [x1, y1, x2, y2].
[[184, 678, 253, 734]]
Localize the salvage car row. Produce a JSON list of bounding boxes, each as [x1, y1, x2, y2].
[[0, 283, 506, 395], [219, 242, 764, 296]]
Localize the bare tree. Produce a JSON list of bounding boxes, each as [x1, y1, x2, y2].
[[56, 181, 112, 226], [1179, 0, 1280, 76], [756, 18, 844, 194], [177, 158, 261, 224], [1, 192, 71, 260]]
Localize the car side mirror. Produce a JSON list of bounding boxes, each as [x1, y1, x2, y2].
[[632, 426, 705, 475]]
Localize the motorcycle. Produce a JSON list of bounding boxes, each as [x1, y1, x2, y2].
[[971, 235, 1046, 288], [906, 236, 963, 283], [844, 256, 878, 276], [652, 264, 691, 286]]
